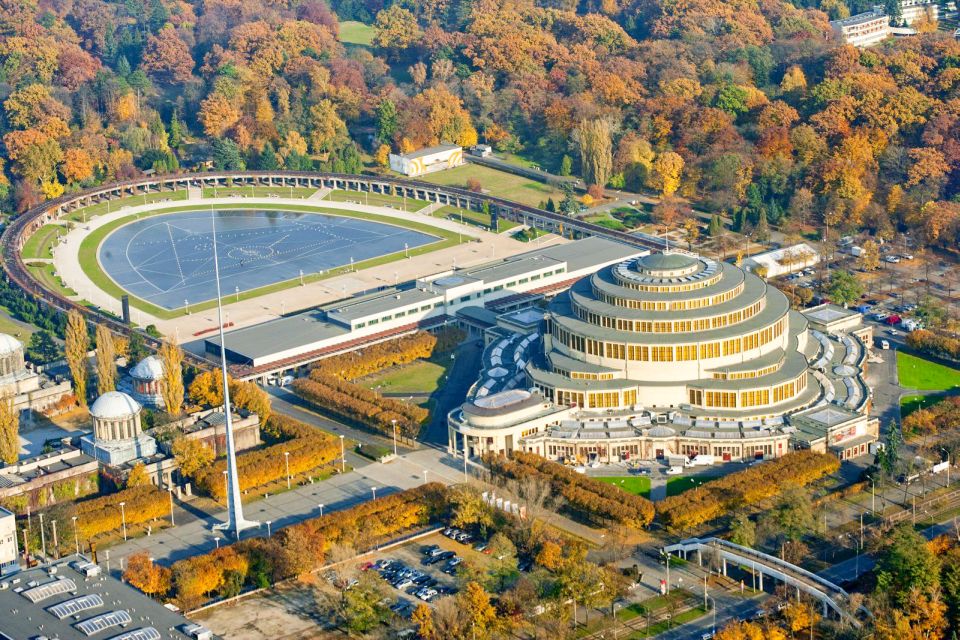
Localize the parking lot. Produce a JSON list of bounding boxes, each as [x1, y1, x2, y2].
[[360, 527, 502, 618]]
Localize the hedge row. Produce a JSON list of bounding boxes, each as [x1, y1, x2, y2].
[[311, 328, 464, 380], [194, 414, 340, 500], [74, 485, 169, 539], [292, 375, 427, 437], [484, 451, 655, 528], [656, 451, 840, 531], [160, 483, 448, 609], [906, 329, 960, 363]]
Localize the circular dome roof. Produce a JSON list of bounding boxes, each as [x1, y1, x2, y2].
[[90, 391, 141, 420], [647, 425, 677, 437], [0, 333, 23, 356], [130, 355, 164, 381], [636, 252, 699, 274]]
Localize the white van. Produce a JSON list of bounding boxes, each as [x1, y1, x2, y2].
[[879, 339, 890, 350], [666, 466, 683, 475]]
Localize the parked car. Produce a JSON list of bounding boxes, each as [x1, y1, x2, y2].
[[884, 255, 901, 263]]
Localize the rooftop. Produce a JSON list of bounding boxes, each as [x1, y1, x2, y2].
[[0, 555, 202, 640], [831, 8, 887, 26], [397, 144, 461, 160], [803, 304, 861, 325]]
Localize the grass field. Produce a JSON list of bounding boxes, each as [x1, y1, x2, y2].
[[0, 307, 35, 341], [201, 186, 317, 199], [326, 189, 431, 211], [901, 392, 951, 416], [897, 352, 960, 391], [585, 212, 628, 231], [419, 164, 565, 208], [339, 21, 375, 46], [596, 476, 651, 498], [62, 190, 189, 222], [26, 262, 77, 298], [74, 202, 472, 319], [21, 224, 64, 259], [514, 227, 550, 242], [666, 474, 721, 497], [431, 205, 520, 232], [359, 360, 450, 395]]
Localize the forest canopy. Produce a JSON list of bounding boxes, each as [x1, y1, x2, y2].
[[0, 0, 957, 248]]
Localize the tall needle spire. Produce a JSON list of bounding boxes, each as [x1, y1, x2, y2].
[[209, 207, 259, 540]]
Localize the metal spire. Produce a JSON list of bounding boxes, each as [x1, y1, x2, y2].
[[209, 208, 259, 540]]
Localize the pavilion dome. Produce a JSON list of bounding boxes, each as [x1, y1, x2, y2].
[[647, 425, 677, 438], [90, 391, 141, 420], [0, 334, 23, 356], [130, 355, 164, 381]]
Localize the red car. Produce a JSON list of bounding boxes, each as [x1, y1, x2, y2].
[[884, 314, 902, 325]]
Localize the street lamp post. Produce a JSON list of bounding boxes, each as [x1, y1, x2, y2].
[[169, 488, 175, 526], [119, 502, 127, 541], [51, 520, 59, 559], [339, 435, 345, 473], [319, 504, 324, 518], [391, 419, 398, 456], [423, 470, 429, 484], [39, 513, 46, 558], [371, 486, 378, 501], [266, 521, 272, 537], [72, 516, 79, 555], [284, 451, 291, 489]]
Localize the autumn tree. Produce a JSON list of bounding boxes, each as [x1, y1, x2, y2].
[[412, 603, 436, 639], [141, 25, 194, 83], [575, 119, 614, 187], [0, 395, 18, 464], [308, 100, 347, 153], [65, 310, 89, 407], [94, 325, 116, 395], [124, 552, 172, 597], [126, 462, 150, 488], [372, 6, 422, 52], [650, 151, 684, 197], [62, 148, 94, 184], [158, 341, 184, 415], [458, 582, 498, 640], [171, 436, 215, 478], [859, 240, 881, 271]]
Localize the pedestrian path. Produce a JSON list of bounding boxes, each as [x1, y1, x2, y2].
[[308, 187, 332, 200], [650, 476, 667, 501]]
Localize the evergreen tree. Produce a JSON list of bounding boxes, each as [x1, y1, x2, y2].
[[754, 210, 770, 242], [376, 99, 398, 142], [212, 138, 245, 170], [559, 155, 573, 176], [169, 108, 185, 148], [545, 198, 556, 212], [708, 214, 722, 237]]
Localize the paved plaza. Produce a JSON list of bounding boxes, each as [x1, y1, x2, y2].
[[105, 448, 467, 568]]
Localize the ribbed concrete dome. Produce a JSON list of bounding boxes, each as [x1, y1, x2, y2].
[[90, 391, 141, 419], [130, 355, 164, 381], [0, 333, 23, 356], [636, 252, 698, 274], [648, 425, 677, 437]]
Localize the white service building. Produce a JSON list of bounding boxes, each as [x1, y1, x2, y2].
[[389, 144, 464, 177], [831, 8, 892, 46], [0, 507, 18, 576], [742, 243, 820, 278]]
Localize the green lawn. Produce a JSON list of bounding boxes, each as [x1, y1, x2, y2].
[[897, 352, 960, 391], [514, 227, 550, 243], [326, 189, 431, 211], [26, 262, 77, 298], [0, 308, 35, 342], [62, 190, 188, 222], [597, 476, 651, 498], [585, 212, 628, 231], [901, 393, 950, 416], [666, 474, 722, 497], [628, 607, 708, 638], [75, 202, 471, 319], [201, 186, 316, 199], [616, 590, 694, 621], [339, 21, 375, 46], [21, 224, 64, 259], [419, 164, 565, 208], [431, 205, 520, 232], [359, 360, 450, 395]]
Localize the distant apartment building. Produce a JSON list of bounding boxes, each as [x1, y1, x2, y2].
[[831, 7, 891, 47], [899, 0, 939, 24]]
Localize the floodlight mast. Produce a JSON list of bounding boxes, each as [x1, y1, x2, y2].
[[209, 208, 259, 540]]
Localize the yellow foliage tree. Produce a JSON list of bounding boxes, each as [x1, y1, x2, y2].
[[65, 310, 89, 407], [374, 143, 391, 168], [126, 462, 150, 488], [94, 324, 116, 395], [650, 151, 684, 197], [0, 394, 18, 464], [158, 341, 184, 415], [171, 436, 215, 478]]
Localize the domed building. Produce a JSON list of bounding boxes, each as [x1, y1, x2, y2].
[[129, 355, 164, 409], [0, 333, 72, 416], [449, 250, 876, 465], [80, 391, 157, 465]]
